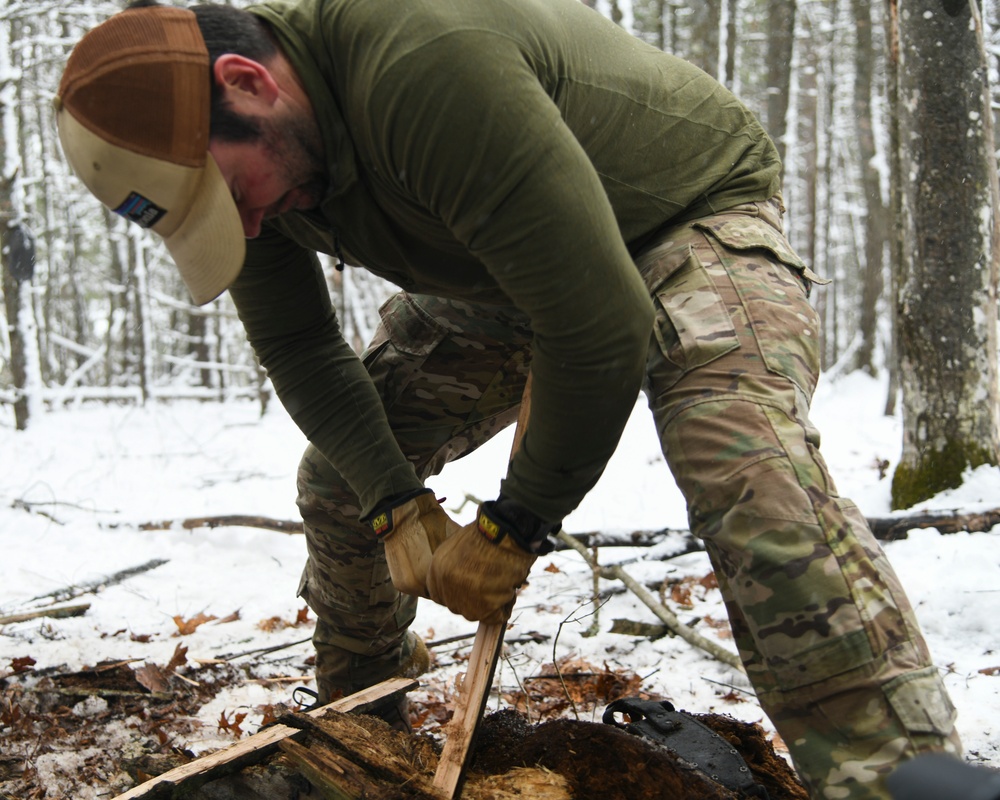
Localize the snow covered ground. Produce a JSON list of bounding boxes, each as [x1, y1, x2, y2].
[[1, 369, 998, 792]]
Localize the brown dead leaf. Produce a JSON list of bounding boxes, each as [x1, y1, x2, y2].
[[698, 572, 719, 591], [172, 613, 217, 636], [258, 704, 280, 727], [217, 710, 247, 739], [1, 696, 25, 729], [134, 663, 170, 694], [164, 643, 188, 675], [10, 656, 35, 674], [543, 562, 562, 574], [978, 665, 1000, 676], [702, 615, 733, 638], [669, 583, 694, 609], [258, 606, 311, 632]]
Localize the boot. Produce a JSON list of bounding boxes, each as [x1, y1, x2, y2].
[[310, 630, 431, 732]]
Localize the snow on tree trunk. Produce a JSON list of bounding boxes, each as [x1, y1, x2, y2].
[[129, 225, 153, 404], [1, 12, 42, 430], [852, 0, 889, 376], [892, 0, 1000, 509]]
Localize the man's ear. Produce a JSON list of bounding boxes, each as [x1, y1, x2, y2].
[[213, 54, 280, 111]]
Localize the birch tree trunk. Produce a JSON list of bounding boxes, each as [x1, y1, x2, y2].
[[129, 226, 154, 404], [1, 10, 42, 430], [891, 0, 1000, 508], [883, 0, 903, 415]]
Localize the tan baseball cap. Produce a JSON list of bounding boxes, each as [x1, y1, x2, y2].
[[54, 6, 244, 306]]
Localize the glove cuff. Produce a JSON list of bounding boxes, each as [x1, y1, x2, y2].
[[477, 496, 560, 554], [367, 487, 433, 537]]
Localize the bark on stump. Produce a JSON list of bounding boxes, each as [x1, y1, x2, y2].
[[147, 707, 807, 800]]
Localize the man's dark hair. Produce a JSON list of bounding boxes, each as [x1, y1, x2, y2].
[[191, 5, 278, 142], [125, 1, 276, 143]]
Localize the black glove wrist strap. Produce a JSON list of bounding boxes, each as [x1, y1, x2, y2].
[[366, 487, 432, 536], [478, 495, 560, 554]]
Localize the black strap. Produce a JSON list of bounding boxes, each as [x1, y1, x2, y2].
[[603, 698, 769, 798]]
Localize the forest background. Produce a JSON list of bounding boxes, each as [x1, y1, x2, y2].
[[2, 0, 1000, 508], [3, 2, 1000, 797]]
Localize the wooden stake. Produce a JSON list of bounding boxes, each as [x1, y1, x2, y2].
[[432, 373, 532, 799]]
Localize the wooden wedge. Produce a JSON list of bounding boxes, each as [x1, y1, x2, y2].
[[432, 373, 533, 798]]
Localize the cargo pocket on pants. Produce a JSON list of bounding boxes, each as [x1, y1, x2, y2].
[[649, 247, 739, 386], [885, 666, 957, 738], [695, 216, 826, 398], [367, 293, 450, 408]]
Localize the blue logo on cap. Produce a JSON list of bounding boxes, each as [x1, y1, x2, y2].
[[114, 192, 166, 229]]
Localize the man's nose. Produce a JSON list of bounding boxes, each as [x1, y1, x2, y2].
[[240, 207, 265, 239]]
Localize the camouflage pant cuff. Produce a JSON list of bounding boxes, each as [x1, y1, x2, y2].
[[313, 626, 423, 701], [763, 655, 960, 800]]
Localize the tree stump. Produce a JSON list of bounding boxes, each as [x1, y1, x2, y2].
[[168, 706, 806, 800]]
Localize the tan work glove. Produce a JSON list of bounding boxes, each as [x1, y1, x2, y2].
[[369, 489, 458, 598], [426, 498, 558, 624]]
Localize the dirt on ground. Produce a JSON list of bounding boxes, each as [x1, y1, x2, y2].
[[1, 652, 807, 799]]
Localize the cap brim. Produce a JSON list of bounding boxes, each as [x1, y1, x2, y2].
[[56, 107, 244, 306], [164, 154, 245, 306]]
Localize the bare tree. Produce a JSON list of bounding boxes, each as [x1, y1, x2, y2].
[[851, 0, 889, 376], [890, 0, 1000, 508], [1, 8, 43, 429], [765, 0, 797, 166]]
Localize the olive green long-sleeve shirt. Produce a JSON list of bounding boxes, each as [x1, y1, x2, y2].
[[229, 0, 781, 521]]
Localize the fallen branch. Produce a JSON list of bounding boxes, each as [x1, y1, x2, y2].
[[28, 686, 173, 702], [867, 508, 1000, 540], [126, 506, 1000, 545], [0, 603, 90, 625], [212, 636, 312, 663], [608, 618, 672, 639], [136, 515, 303, 534], [555, 530, 744, 671], [4, 559, 168, 615]]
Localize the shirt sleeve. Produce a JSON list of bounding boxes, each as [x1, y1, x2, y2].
[[366, 32, 655, 522], [228, 229, 422, 517]]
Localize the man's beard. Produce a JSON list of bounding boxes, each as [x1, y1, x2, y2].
[[261, 110, 327, 212]]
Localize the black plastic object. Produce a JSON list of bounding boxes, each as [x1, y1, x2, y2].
[[887, 753, 1000, 800], [603, 698, 768, 798]]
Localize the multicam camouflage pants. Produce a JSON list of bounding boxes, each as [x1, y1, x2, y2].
[[296, 198, 960, 799]]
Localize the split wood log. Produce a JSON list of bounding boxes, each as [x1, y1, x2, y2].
[[277, 709, 573, 800], [433, 620, 507, 797], [278, 737, 377, 800], [278, 710, 440, 799], [0, 602, 90, 625], [109, 677, 417, 800], [127, 506, 1000, 545]]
